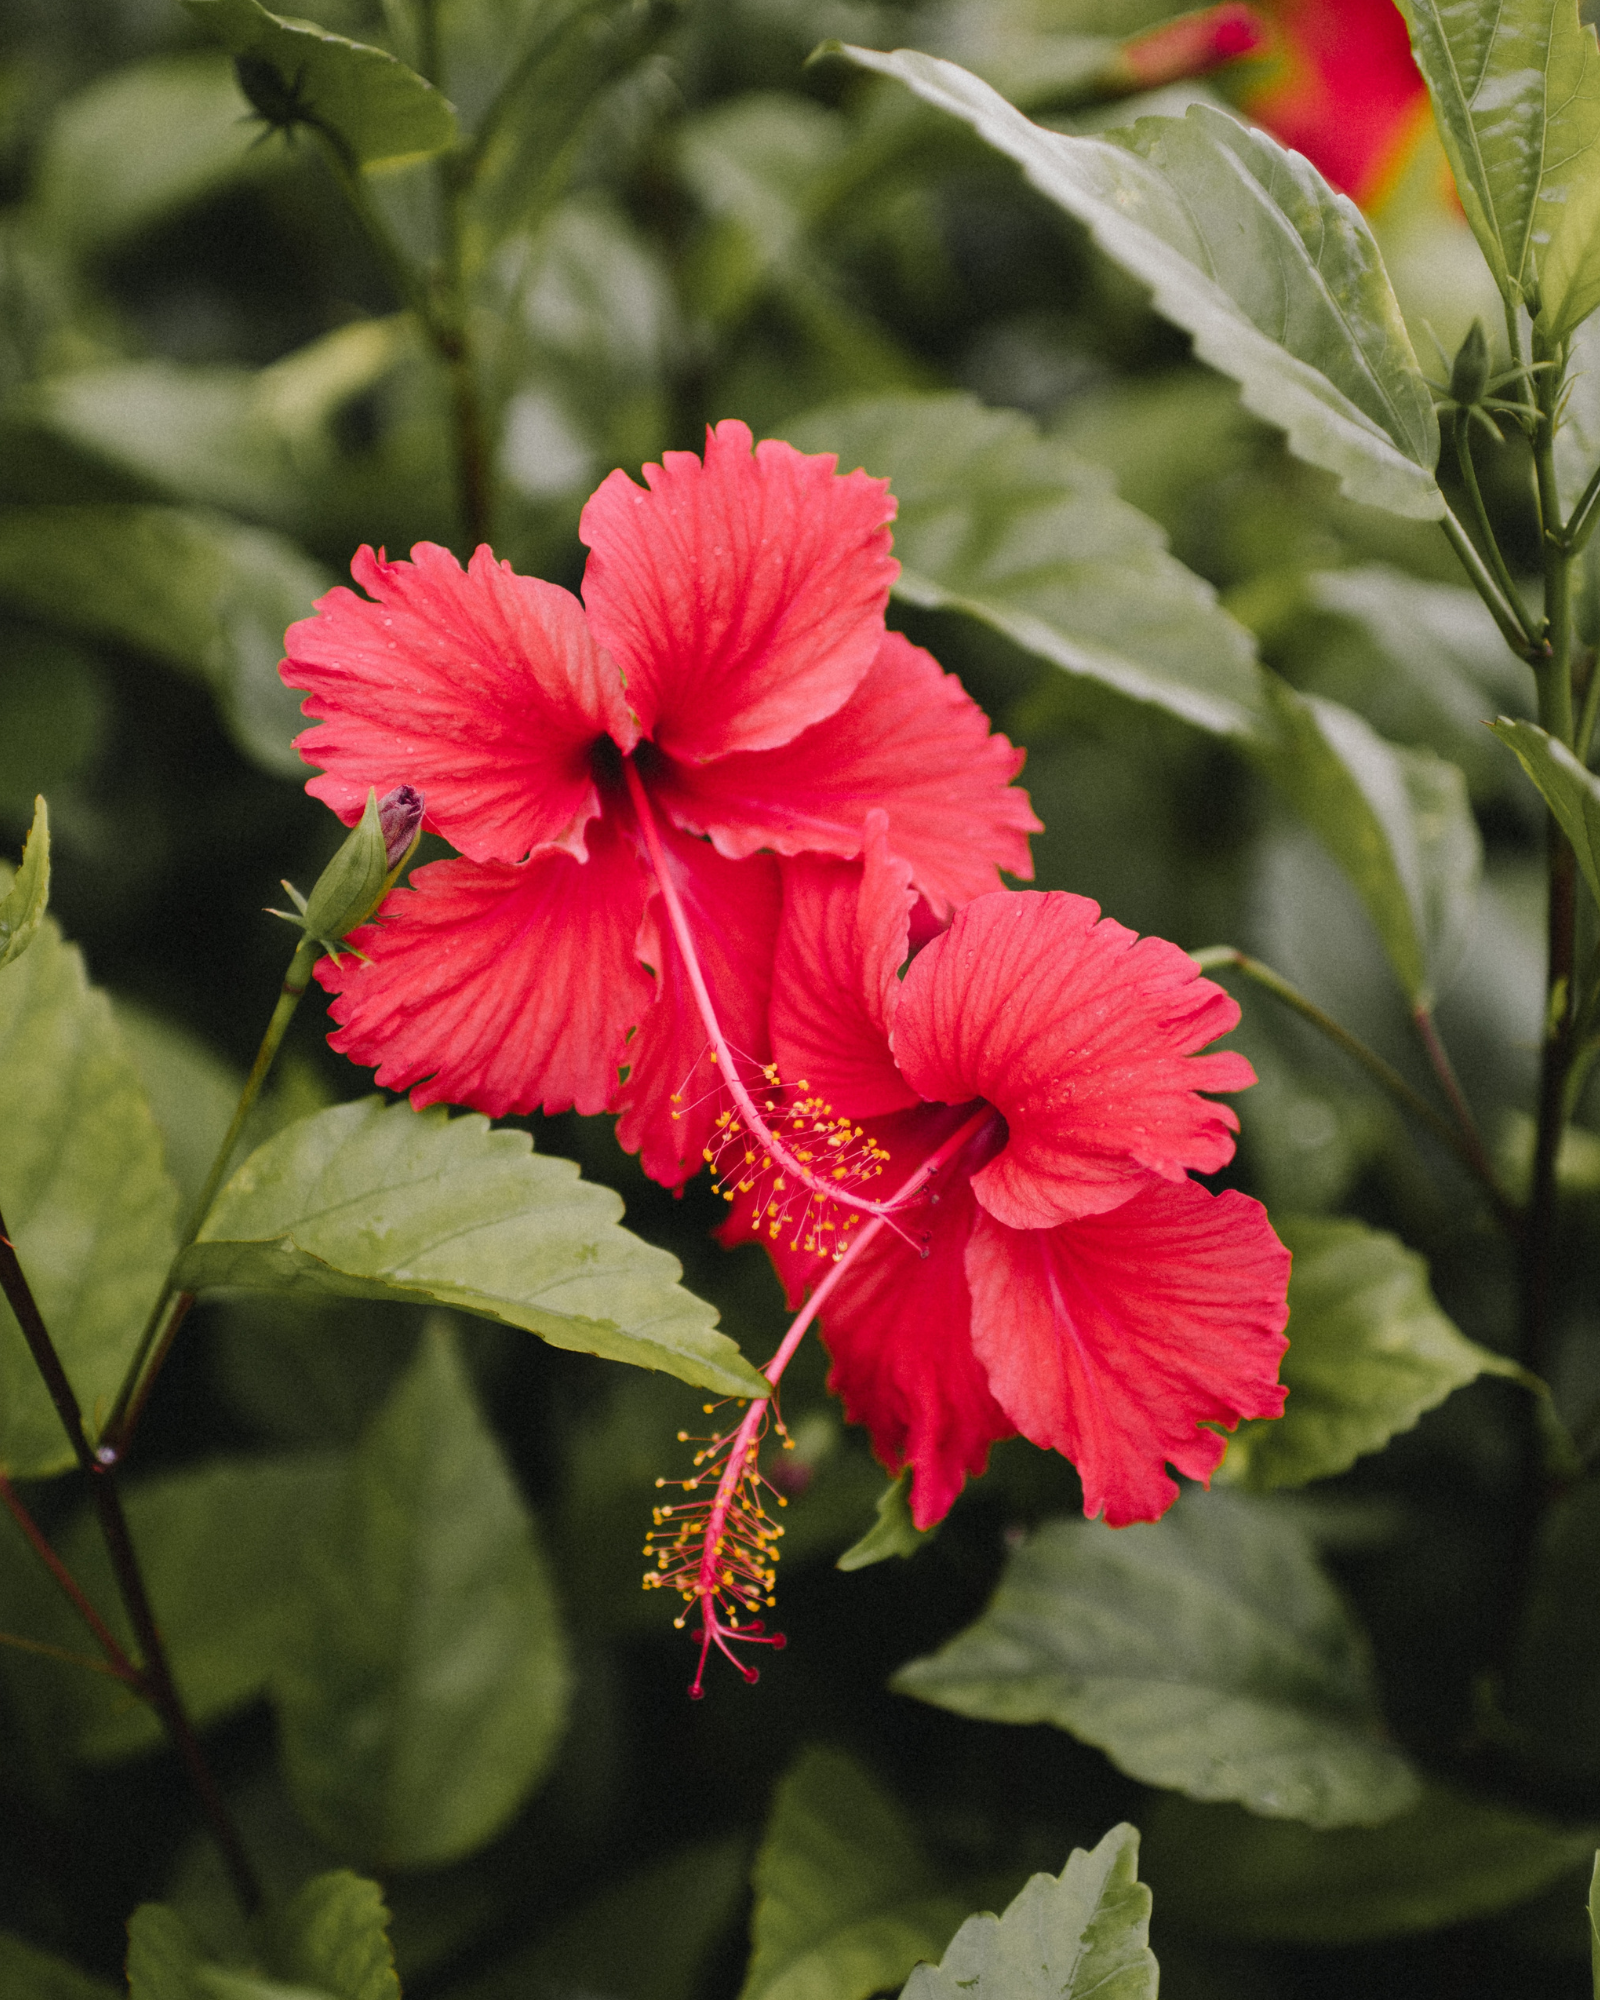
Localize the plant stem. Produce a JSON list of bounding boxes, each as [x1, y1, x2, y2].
[[1566, 458, 1600, 556], [0, 1471, 140, 1684], [0, 1209, 261, 1912], [1192, 947, 1519, 1231], [1455, 419, 1534, 638], [1412, 1001, 1505, 1209], [102, 934, 320, 1456], [1440, 505, 1539, 657], [436, 162, 492, 551], [1524, 333, 1579, 1378]]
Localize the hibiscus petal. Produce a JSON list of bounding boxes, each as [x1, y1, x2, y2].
[[653, 631, 1039, 915], [966, 1180, 1290, 1528], [284, 543, 634, 864], [319, 814, 652, 1117], [613, 817, 783, 1187], [895, 891, 1256, 1226], [722, 1106, 1012, 1529], [579, 420, 897, 763], [769, 817, 922, 1118]]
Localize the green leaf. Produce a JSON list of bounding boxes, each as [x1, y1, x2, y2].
[[262, 1872, 400, 2000], [741, 1746, 966, 2000], [893, 1494, 1421, 1830], [836, 1471, 931, 1571], [787, 392, 1269, 741], [0, 506, 331, 779], [1219, 1218, 1518, 1491], [453, 1838, 749, 2000], [0, 797, 50, 972], [181, 0, 458, 167], [55, 1454, 345, 1759], [903, 1823, 1156, 2000], [1589, 1851, 1600, 1997], [34, 55, 258, 254], [274, 1324, 573, 1868], [1255, 684, 1481, 1005], [1395, 0, 1600, 335], [1140, 1786, 1598, 1941], [126, 1905, 209, 2000], [1301, 565, 1530, 797], [113, 1005, 249, 1222], [832, 50, 1444, 520], [0, 1930, 118, 2000], [0, 894, 178, 1477], [0, 633, 107, 821], [1490, 716, 1600, 909], [179, 1098, 767, 1398], [127, 1903, 327, 2000], [1558, 312, 1600, 518]]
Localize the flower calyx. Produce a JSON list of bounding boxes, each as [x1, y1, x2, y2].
[[1426, 319, 1547, 443], [269, 783, 423, 961]]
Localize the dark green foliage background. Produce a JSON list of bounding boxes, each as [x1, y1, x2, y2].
[[0, 0, 1596, 1995]]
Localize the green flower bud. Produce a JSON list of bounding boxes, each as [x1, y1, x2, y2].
[[1450, 319, 1491, 409], [301, 787, 390, 951], [268, 785, 423, 958]]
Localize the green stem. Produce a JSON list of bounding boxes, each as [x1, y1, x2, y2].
[[1192, 947, 1519, 1231], [436, 162, 492, 551], [1455, 419, 1534, 638], [1565, 457, 1600, 556], [0, 1209, 261, 1912], [1525, 332, 1579, 1380], [314, 129, 440, 339], [1440, 506, 1539, 657], [101, 934, 320, 1453]]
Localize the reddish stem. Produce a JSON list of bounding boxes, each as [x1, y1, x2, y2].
[[0, 1471, 141, 1685]]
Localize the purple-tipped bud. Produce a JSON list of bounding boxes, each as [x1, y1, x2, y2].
[[378, 784, 425, 870]]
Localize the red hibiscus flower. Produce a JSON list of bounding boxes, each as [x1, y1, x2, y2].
[[280, 422, 1039, 1186], [724, 821, 1291, 1532], [1241, 0, 1431, 209]]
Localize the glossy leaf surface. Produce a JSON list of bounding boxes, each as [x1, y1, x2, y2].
[[904, 1824, 1156, 2000], [834, 50, 1443, 519], [1395, 0, 1600, 335], [180, 1098, 766, 1397], [894, 1495, 1420, 1828], [1220, 1218, 1517, 1490], [275, 1327, 572, 1868], [740, 1747, 965, 2000], [789, 393, 1270, 741]]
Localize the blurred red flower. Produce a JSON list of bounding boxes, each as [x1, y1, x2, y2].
[[724, 823, 1291, 1530], [1242, 0, 1431, 208], [280, 423, 1037, 1185]]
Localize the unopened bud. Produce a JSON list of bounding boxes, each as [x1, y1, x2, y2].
[[378, 783, 425, 870], [1110, 3, 1267, 94], [299, 788, 390, 952], [1450, 319, 1491, 408]]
